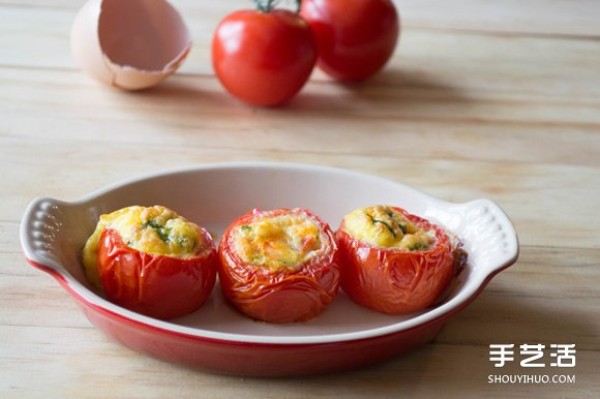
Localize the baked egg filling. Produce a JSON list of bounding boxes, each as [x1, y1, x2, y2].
[[82, 205, 206, 287], [343, 205, 435, 250], [232, 213, 325, 272]]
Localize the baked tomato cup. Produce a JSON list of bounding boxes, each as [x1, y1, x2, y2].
[[336, 205, 467, 315], [82, 205, 218, 320], [218, 208, 341, 323]]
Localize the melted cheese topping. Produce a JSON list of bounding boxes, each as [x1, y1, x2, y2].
[[231, 212, 325, 272], [343, 205, 435, 250], [82, 206, 205, 288]]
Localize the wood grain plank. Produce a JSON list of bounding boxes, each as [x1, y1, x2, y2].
[[2, 65, 600, 164], [396, 0, 600, 37], [3, 0, 600, 37]]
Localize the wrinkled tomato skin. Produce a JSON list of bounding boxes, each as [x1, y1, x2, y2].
[[97, 229, 218, 320], [212, 10, 317, 106], [218, 209, 340, 323], [300, 0, 399, 81], [336, 208, 464, 315]]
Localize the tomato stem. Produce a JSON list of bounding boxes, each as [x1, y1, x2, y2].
[[253, 0, 302, 12], [253, 0, 275, 12]]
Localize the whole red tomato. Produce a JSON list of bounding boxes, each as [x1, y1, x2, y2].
[[218, 208, 340, 323], [300, 0, 400, 81], [97, 229, 218, 320], [212, 4, 317, 106], [336, 206, 466, 315]]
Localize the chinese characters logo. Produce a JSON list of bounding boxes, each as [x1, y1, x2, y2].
[[489, 344, 576, 368], [488, 344, 576, 384]]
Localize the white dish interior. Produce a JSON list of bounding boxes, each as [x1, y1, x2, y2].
[[20, 162, 518, 344]]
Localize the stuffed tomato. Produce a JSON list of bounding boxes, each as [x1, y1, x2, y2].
[[82, 205, 218, 320], [337, 205, 467, 315], [218, 208, 340, 323]]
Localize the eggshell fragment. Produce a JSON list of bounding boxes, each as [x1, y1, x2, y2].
[[71, 0, 192, 90]]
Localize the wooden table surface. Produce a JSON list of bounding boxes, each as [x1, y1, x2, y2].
[[2, 0, 599, 398]]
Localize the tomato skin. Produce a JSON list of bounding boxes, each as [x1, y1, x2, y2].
[[336, 207, 465, 315], [300, 0, 399, 81], [97, 229, 218, 320], [218, 209, 340, 323], [212, 10, 317, 106]]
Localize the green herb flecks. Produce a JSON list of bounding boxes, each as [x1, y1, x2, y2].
[[367, 213, 397, 238], [145, 220, 172, 243]]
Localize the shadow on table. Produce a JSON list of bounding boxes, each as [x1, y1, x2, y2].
[[118, 66, 475, 122], [284, 66, 475, 115]]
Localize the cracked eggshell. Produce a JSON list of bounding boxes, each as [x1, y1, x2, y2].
[[71, 0, 192, 90]]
